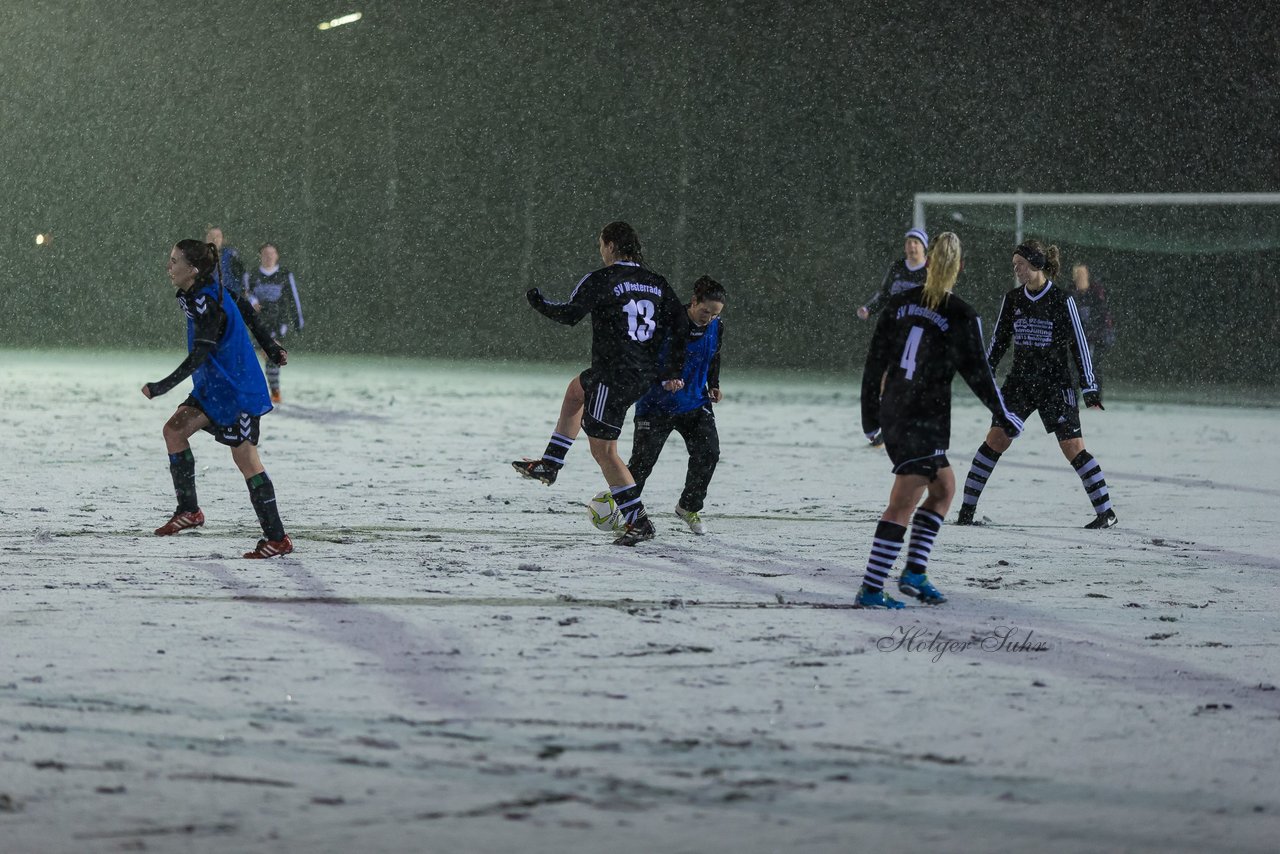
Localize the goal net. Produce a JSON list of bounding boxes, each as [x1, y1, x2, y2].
[[911, 192, 1280, 397]]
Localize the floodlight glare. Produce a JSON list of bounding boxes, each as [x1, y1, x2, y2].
[[317, 12, 362, 31]]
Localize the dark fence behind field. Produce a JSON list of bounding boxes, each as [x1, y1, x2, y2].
[[1, 0, 1276, 388]]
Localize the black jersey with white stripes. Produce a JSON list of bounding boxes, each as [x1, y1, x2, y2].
[[531, 261, 688, 386], [861, 286, 1022, 442], [987, 282, 1098, 394], [244, 266, 305, 335]]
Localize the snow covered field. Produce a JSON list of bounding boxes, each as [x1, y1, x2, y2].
[[1, 349, 1278, 853]]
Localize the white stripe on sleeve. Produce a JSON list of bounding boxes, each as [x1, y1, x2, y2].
[[1065, 296, 1096, 391], [289, 273, 304, 329]]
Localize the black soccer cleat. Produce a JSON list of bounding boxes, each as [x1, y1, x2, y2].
[[1085, 508, 1118, 529], [955, 504, 977, 526], [613, 514, 656, 547], [512, 458, 559, 486]]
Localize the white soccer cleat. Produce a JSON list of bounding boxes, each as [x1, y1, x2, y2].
[[675, 504, 706, 535]]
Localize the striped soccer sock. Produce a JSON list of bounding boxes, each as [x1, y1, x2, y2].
[[903, 508, 944, 576], [1070, 450, 1112, 514], [861, 520, 907, 592], [542, 431, 574, 467], [962, 442, 1003, 510], [610, 483, 646, 526]]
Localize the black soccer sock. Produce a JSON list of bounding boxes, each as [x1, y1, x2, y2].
[[246, 472, 286, 541], [1070, 450, 1113, 515], [861, 520, 907, 592], [903, 508, 944, 576], [168, 449, 199, 513], [265, 362, 281, 393], [962, 442, 1003, 509], [610, 483, 646, 526], [541, 431, 574, 467]]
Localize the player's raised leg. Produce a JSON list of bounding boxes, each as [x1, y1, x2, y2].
[[513, 376, 585, 486]]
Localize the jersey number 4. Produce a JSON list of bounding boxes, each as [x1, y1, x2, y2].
[[623, 299, 657, 342], [899, 326, 924, 380]]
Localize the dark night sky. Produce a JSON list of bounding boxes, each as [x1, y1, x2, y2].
[[1, 0, 1276, 381]]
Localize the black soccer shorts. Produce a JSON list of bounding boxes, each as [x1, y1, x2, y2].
[[579, 369, 646, 441], [180, 395, 262, 447], [997, 382, 1083, 441], [882, 421, 951, 480]]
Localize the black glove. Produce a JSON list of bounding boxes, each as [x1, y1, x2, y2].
[[1083, 390, 1104, 410], [526, 288, 543, 307], [267, 343, 288, 366]]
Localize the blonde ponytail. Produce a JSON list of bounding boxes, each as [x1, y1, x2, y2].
[[922, 232, 961, 310]]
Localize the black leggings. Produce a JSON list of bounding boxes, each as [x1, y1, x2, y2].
[[627, 406, 720, 513]]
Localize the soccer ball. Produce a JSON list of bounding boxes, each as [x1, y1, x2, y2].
[[586, 491, 622, 532]]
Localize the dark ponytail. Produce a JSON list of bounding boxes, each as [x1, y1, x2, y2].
[[1043, 244, 1061, 279], [692, 274, 727, 304], [175, 238, 219, 286], [600, 220, 644, 265]]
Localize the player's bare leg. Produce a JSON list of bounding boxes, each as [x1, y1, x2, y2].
[[984, 425, 1014, 454], [162, 405, 208, 453], [554, 376, 585, 438]]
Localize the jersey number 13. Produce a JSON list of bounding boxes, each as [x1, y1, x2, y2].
[[623, 299, 657, 342]]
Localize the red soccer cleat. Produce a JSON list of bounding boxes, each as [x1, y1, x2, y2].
[[244, 534, 294, 559], [154, 508, 205, 536]]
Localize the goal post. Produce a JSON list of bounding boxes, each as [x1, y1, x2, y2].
[[912, 191, 1280, 248], [906, 191, 1280, 393]]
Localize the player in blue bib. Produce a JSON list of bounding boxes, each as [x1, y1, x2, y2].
[[142, 239, 294, 558], [627, 275, 727, 535]]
